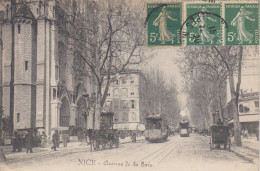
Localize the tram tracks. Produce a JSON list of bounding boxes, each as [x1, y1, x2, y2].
[[138, 137, 182, 166]]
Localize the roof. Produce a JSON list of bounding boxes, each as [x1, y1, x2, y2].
[[14, 3, 35, 20]]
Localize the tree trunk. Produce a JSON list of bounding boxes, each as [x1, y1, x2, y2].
[[229, 71, 242, 146], [207, 104, 213, 125], [94, 87, 102, 130], [94, 104, 101, 130]]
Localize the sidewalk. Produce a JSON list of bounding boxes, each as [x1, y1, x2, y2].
[[231, 137, 259, 163], [0, 136, 145, 162]]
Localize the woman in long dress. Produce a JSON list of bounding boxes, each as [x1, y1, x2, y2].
[[153, 6, 177, 44], [231, 6, 255, 44], [192, 7, 216, 44]]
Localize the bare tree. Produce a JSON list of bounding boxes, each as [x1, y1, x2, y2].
[[212, 46, 243, 146], [141, 67, 180, 127], [179, 46, 228, 128], [68, 0, 145, 129], [180, 46, 244, 146]]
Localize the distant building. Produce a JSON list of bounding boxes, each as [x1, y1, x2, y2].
[[237, 92, 259, 133], [227, 92, 259, 134], [0, 0, 95, 137], [102, 70, 147, 131]]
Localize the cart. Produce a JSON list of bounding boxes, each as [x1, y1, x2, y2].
[[87, 112, 119, 151], [209, 125, 231, 151]]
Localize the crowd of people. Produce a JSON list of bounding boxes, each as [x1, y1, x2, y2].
[[12, 129, 70, 153]]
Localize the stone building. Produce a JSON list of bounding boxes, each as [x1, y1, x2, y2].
[[227, 92, 259, 134], [102, 70, 147, 131], [0, 0, 96, 137]]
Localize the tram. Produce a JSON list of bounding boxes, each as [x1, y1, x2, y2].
[[144, 114, 168, 143], [179, 120, 190, 137]]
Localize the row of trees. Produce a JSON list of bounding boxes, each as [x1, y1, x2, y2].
[[141, 68, 180, 127], [179, 46, 246, 146]]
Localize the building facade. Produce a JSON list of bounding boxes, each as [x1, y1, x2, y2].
[[0, 0, 96, 137], [237, 92, 259, 133], [103, 70, 147, 131]]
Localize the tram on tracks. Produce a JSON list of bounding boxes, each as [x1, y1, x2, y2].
[[179, 120, 190, 137], [144, 114, 168, 143]]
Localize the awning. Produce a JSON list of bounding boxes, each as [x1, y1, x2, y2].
[[228, 114, 259, 123], [113, 123, 145, 131]]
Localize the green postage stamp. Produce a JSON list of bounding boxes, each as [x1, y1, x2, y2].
[[146, 4, 182, 47], [225, 3, 259, 45], [185, 4, 222, 46]]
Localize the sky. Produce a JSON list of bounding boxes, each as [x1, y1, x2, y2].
[[145, 46, 259, 119], [145, 48, 188, 109]]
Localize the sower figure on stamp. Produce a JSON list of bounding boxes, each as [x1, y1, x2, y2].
[[231, 6, 255, 44], [52, 130, 60, 151], [192, 6, 216, 44], [153, 6, 177, 44]]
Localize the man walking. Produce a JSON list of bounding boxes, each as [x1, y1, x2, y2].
[[25, 131, 34, 153], [12, 131, 22, 152], [51, 130, 60, 151]]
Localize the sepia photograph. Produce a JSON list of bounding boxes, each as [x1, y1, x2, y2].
[[0, 0, 259, 171]]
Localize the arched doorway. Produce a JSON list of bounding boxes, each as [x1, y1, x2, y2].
[[60, 97, 70, 127], [76, 97, 88, 129]]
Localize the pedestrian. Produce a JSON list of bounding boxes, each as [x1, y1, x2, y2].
[[12, 131, 22, 152], [25, 131, 34, 153], [51, 130, 60, 151], [41, 131, 47, 148], [62, 134, 68, 147], [131, 132, 136, 143], [244, 129, 248, 139]]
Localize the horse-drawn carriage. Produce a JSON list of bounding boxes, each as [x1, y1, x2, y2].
[[209, 125, 231, 151], [87, 112, 119, 151]]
